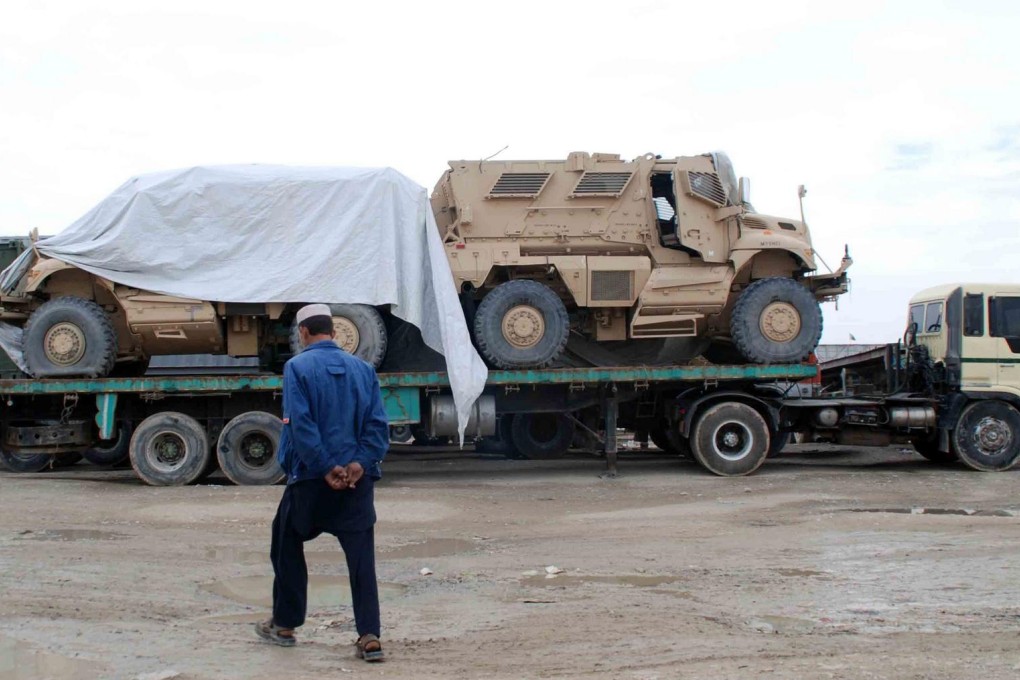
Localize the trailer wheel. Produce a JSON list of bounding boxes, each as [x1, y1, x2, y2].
[[217, 412, 285, 486], [911, 432, 958, 464], [389, 425, 413, 444], [951, 401, 1020, 472], [730, 278, 822, 364], [690, 402, 770, 476], [509, 412, 575, 460], [0, 449, 52, 473], [473, 280, 569, 369], [23, 296, 118, 378], [83, 421, 132, 467], [289, 304, 388, 368], [130, 412, 210, 486]]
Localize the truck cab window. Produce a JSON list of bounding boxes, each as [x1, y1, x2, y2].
[[923, 302, 943, 334], [964, 293, 984, 336], [990, 296, 1020, 337], [651, 173, 680, 248], [907, 304, 924, 336]]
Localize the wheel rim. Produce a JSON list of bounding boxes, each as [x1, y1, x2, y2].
[[502, 305, 545, 349], [711, 420, 755, 461], [238, 432, 274, 470], [149, 431, 188, 472], [43, 322, 87, 366], [332, 316, 360, 353], [759, 301, 801, 343], [967, 416, 1013, 458]]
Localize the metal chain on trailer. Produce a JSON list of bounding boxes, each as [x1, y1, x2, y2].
[[59, 393, 79, 424]]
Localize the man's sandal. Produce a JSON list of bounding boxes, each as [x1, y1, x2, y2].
[[255, 619, 296, 647], [355, 634, 385, 662]]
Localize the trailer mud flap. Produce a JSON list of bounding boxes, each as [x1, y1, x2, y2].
[[383, 386, 420, 425]]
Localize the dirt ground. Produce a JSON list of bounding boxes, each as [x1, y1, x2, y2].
[[2, 443, 1020, 680]]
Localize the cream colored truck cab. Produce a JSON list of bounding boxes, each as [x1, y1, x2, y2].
[[432, 151, 850, 369], [907, 284, 1020, 469]]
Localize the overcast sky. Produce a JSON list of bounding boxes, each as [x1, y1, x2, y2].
[[1, 0, 1017, 345]]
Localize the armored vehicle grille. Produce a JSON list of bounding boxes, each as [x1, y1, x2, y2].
[[488, 172, 551, 198], [742, 216, 769, 229], [687, 171, 727, 207], [591, 271, 633, 301], [570, 172, 633, 197]]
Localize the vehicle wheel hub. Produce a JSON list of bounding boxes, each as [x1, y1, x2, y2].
[[712, 420, 754, 461], [759, 301, 801, 343], [332, 316, 360, 354], [502, 305, 545, 349], [973, 416, 1011, 456], [43, 322, 87, 366], [151, 432, 186, 469], [239, 432, 273, 467]]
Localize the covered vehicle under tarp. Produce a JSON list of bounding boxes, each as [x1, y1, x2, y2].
[[2, 165, 487, 438]]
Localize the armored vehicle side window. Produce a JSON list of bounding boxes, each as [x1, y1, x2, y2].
[[923, 302, 943, 334], [963, 293, 984, 336], [651, 173, 680, 248], [907, 304, 924, 335], [990, 296, 1020, 337]]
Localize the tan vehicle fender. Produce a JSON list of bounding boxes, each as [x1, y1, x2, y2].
[[729, 232, 817, 276], [23, 257, 79, 294]]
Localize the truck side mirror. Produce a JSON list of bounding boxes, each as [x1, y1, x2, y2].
[[738, 177, 751, 206]]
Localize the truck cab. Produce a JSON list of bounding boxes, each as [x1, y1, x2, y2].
[[908, 283, 1020, 400]]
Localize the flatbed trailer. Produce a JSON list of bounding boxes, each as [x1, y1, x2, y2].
[[0, 363, 819, 485]]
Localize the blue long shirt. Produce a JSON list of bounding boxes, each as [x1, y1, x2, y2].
[[277, 340, 390, 484]]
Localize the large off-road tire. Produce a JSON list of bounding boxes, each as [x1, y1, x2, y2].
[[216, 411, 286, 486], [289, 304, 388, 368], [83, 421, 133, 467], [731, 278, 822, 364], [473, 280, 569, 369], [0, 449, 52, 473], [951, 401, 1020, 472], [690, 402, 771, 476], [23, 296, 118, 378], [129, 412, 211, 486], [508, 412, 575, 460], [911, 432, 958, 464]]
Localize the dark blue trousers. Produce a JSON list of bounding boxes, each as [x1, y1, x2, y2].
[[270, 477, 380, 637]]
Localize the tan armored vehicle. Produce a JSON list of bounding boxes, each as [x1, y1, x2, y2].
[[0, 252, 387, 378], [431, 151, 850, 368]]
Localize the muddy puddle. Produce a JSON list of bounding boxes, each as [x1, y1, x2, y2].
[[202, 575, 407, 608], [773, 568, 830, 578], [523, 573, 682, 588], [0, 634, 100, 679], [378, 537, 478, 559], [12, 529, 124, 542], [845, 507, 1018, 517]]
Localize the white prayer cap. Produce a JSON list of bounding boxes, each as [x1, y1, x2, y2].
[[295, 304, 332, 325]]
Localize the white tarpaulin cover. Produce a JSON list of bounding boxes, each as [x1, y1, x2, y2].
[[22, 165, 488, 437]]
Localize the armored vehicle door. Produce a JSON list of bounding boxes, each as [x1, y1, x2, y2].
[[671, 154, 735, 264]]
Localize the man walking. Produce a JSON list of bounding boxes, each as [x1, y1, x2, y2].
[[256, 304, 390, 662]]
